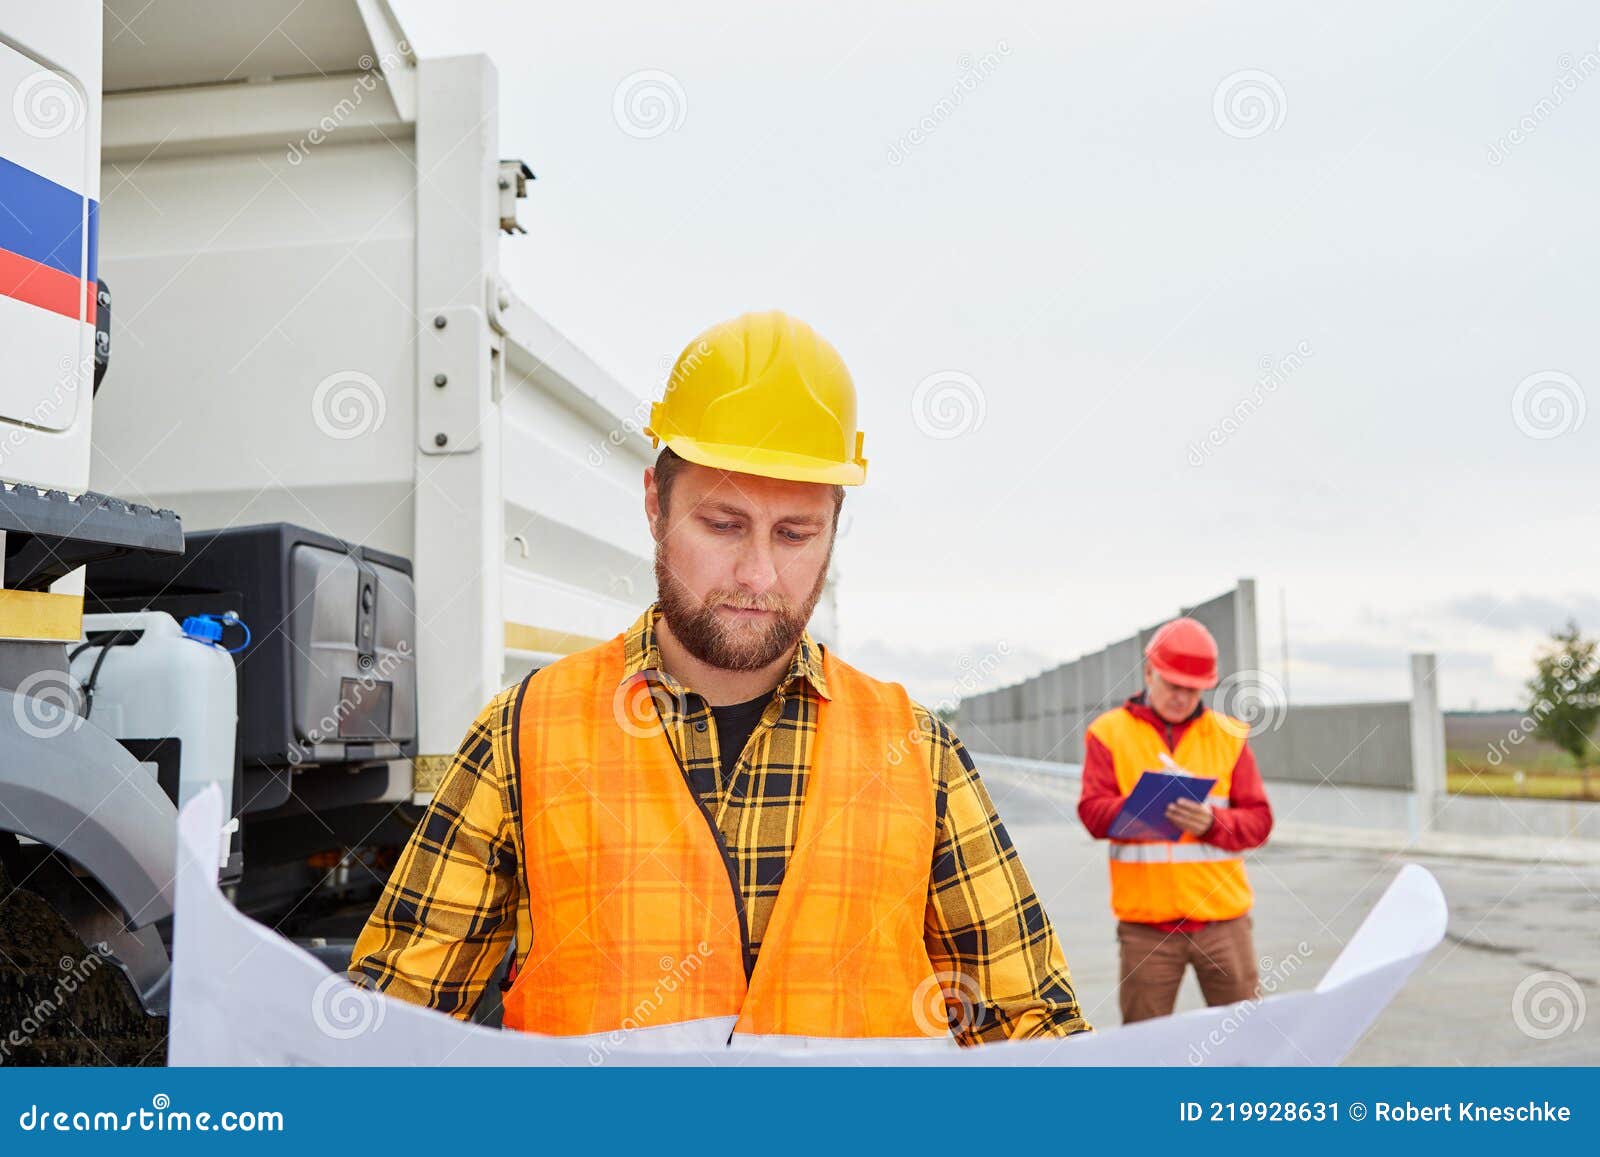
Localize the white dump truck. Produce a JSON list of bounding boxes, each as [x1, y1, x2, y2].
[[0, 0, 839, 1063]]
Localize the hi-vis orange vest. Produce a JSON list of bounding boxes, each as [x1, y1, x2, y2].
[[499, 634, 946, 1044], [1086, 706, 1254, 924]]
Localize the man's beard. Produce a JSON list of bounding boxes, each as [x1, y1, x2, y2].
[[654, 537, 831, 672]]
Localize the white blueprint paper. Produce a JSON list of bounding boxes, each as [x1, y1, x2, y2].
[[168, 787, 1447, 1066]]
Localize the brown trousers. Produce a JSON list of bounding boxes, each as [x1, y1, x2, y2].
[[1116, 914, 1259, 1024]]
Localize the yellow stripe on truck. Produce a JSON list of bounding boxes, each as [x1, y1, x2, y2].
[[0, 589, 84, 641], [503, 621, 606, 656], [411, 755, 454, 795]]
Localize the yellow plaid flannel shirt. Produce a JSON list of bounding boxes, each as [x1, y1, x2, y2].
[[350, 605, 1090, 1044]]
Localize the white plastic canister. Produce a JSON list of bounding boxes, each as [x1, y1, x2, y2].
[[71, 612, 239, 865]]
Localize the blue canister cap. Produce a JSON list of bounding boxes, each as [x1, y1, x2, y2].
[[181, 615, 225, 644]]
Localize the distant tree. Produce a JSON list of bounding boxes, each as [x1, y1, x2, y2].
[[934, 703, 958, 726], [1527, 620, 1600, 799]]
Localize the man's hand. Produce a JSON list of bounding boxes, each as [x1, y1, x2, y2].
[[1165, 798, 1214, 836]]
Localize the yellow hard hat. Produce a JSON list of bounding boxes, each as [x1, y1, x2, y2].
[[644, 310, 868, 486]]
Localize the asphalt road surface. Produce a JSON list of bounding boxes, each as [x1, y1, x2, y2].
[[987, 772, 1600, 1065]]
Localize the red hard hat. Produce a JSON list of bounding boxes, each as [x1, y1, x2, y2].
[[1145, 617, 1219, 689]]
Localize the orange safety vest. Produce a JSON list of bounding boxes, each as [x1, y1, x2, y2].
[[1086, 706, 1254, 924], [500, 634, 946, 1043]]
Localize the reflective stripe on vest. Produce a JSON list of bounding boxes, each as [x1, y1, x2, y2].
[[1087, 706, 1255, 924], [1108, 842, 1241, 863], [558, 1016, 963, 1065], [499, 634, 945, 1041]]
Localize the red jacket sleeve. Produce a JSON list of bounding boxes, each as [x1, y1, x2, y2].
[[1203, 741, 1273, 851], [1077, 732, 1125, 839]]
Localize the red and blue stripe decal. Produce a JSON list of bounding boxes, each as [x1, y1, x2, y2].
[[0, 154, 98, 322]]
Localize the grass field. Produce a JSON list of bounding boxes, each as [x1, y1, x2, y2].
[[1443, 713, 1597, 800], [1447, 750, 1597, 800]]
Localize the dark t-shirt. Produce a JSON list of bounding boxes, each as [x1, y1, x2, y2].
[[692, 689, 776, 800]]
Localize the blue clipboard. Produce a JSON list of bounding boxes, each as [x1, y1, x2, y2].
[[1108, 769, 1218, 841]]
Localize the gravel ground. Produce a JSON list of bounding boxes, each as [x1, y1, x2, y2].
[[0, 858, 166, 1067]]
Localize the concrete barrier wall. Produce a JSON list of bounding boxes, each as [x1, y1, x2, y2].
[[1251, 702, 1414, 790], [1104, 634, 1143, 707], [1262, 780, 1416, 832], [971, 752, 1600, 848], [961, 582, 1430, 796], [954, 587, 1600, 845], [1182, 585, 1251, 681], [966, 752, 1422, 836], [961, 581, 1254, 760], [1432, 793, 1600, 842]]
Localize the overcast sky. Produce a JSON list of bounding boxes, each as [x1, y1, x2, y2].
[[394, 0, 1599, 712]]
